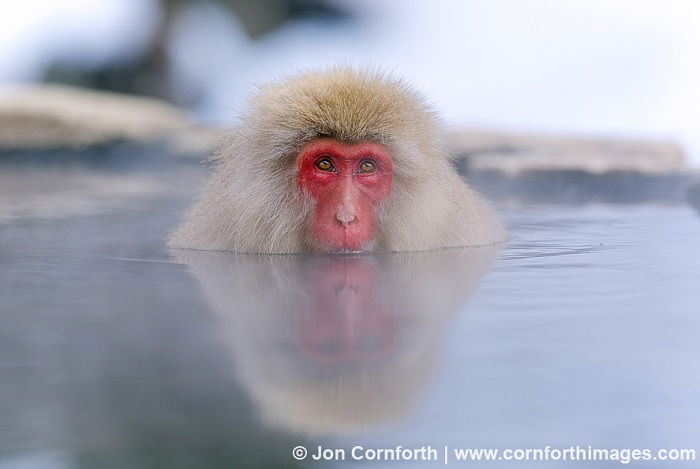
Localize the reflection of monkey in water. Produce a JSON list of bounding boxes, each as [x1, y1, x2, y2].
[[175, 246, 499, 435], [169, 67, 504, 253], [298, 257, 395, 363]]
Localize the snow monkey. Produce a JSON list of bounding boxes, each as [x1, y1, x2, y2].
[[169, 67, 504, 253]]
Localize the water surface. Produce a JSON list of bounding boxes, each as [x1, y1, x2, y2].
[[1, 161, 699, 468]]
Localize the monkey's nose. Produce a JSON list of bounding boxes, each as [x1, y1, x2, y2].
[[336, 210, 356, 226]]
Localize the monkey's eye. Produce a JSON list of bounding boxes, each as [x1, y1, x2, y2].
[[316, 158, 334, 172], [358, 160, 376, 173]]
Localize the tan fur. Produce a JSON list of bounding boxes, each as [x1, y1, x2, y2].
[[168, 67, 505, 253]]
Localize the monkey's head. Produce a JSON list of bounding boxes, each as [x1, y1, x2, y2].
[[170, 67, 504, 253], [242, 67, 443, 254]]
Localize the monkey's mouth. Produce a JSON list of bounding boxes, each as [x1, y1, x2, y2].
[[310, 219, 376, 254], [316, 230, 377, 254], [312, 236, 377, 254]]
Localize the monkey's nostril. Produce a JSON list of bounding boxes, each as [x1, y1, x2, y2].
[[336, 212, 356, 225]]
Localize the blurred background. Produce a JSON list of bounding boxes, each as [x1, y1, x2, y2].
[[2, 3, 700, 468], [1, 0, 699, 164]]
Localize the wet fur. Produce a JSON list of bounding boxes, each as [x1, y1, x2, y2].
[[169, 67, 505, 253]]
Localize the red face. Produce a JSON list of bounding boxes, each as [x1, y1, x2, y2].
[[296, 138, 393, 252]]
